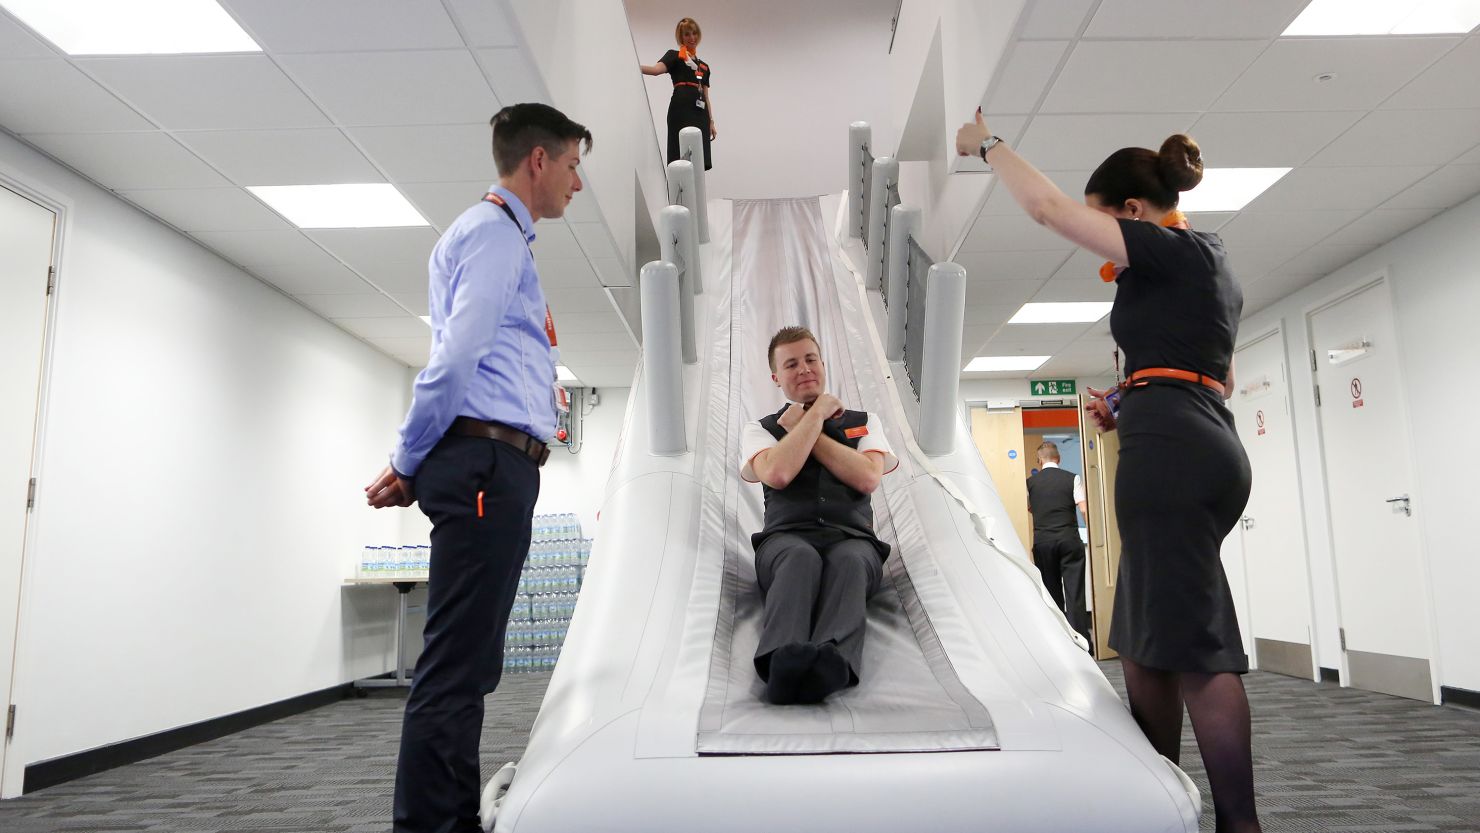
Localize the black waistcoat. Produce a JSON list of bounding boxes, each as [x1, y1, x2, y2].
[[752, 406, 888, 558], [1027, 466, 1078, 538]]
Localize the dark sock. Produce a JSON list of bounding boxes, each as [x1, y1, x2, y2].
[[796, 642, 852, 704], [766, 643, 816, 705]]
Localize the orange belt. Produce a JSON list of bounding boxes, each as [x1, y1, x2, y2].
[[674, 81, 703, 90], [1128, 367, 1226, 397]]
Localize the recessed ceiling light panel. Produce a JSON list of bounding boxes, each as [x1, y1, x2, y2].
[[248, 184, 429, 229], [1009, 302, 1114, 324], [963, 355, 1051, 373], [1, 0, 262, 55], [556, 365, 579, 382], [1283, 0, 1480, 36], [1177, 168, 1292, 213]]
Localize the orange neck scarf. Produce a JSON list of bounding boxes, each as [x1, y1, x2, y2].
[[679, 46, 704, 80], [1099, 210, 1189, 282]]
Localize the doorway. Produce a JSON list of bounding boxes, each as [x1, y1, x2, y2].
[[1307, 278, 1438, 702], [0, 182, 58, 795]]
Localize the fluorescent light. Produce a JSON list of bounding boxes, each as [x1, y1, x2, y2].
[[1282, 0, 1480, 35], [1, 0, 261, 55], [419, 316, 432, 326], [1009, 302, 1114, 325], [1177, 168, 1291, 213], [247, 184, 429, 229], [556, 365, 579, 382], [963, 355, 1051, 373]]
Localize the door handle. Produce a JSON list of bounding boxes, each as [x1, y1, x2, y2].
[[1385, 494, 1411, 516]]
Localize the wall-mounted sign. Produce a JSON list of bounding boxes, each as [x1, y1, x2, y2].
[[1351, 377, 1364, 409], [1029, 379, 1076, 396]]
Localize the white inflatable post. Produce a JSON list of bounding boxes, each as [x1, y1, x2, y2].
[[847, 121, 871, 240], [665, 160, 704, 294], [885, 204, 920, 361], [659, 205, 698, 365], [864, 156, 898, 291], [640, 260, 686, 455], [918, 262, 967, 456], [678, 126, 710, 244]]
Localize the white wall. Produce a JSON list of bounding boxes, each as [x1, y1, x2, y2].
[[625, 0, 899, 201], [1239, 192, 1480, 693], [0, 131, 409, 792]]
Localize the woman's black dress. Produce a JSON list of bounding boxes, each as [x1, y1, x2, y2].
[[658, 48, 712, 170], [1107, 219, 1253, 674]]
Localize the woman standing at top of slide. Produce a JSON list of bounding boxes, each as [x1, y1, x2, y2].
[[956, 111, 1259, 833], [640, 17, 715, 170]]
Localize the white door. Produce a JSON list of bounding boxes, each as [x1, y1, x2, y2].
[[1225, 328, 1315, 679], [0, 183, 56, 792], [1309, 280, 1436, 702]]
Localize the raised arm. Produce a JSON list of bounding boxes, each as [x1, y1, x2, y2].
[[749, 404, 825, 489], [640, 61, 668, 76], [957, 111, 1129, 267]]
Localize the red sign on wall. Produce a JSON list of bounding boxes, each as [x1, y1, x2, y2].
[[1256, 410, 1266, 436], [1351, 378, 1364, 409]]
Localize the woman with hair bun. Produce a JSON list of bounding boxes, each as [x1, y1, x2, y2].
[[640, 17, 715, 170], [957, 112, 1259, 833]]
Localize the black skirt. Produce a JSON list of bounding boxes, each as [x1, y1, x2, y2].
[[666, 87, 712, 170], [1108, 381, 1252, 673]]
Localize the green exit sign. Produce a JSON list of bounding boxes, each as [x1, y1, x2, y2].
[[1029, 379, 1076, 396]]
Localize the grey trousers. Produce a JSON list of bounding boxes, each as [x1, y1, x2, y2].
[[753, 528, 883, 683]]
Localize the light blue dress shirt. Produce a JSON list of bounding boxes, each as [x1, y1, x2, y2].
[[391, 186, 557, 478]]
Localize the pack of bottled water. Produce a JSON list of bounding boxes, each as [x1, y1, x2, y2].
[[357, 544, 432, 578]]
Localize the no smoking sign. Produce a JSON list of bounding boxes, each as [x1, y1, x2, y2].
[[1256, 410, 1266, 436], [1351, 377, 1364, 409]]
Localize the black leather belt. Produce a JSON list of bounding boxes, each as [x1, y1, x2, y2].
[[450, 417, 551, 467]]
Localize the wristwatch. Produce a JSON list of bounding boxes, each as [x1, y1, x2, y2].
[[979, 135, 1004, 168]]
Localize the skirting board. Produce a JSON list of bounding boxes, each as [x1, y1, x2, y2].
[[23, 682, 355, 793]]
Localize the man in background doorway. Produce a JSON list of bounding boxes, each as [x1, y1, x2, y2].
[[1027, 441, 1091, 645]]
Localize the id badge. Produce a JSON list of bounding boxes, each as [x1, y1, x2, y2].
[[695, 99, 706, 110]]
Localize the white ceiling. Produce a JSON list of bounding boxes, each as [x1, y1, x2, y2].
[[962, 0, 1480, 380], [0, 0, 636, 386]]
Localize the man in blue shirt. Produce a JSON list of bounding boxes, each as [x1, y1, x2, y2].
[[364, 102, 591, 833]]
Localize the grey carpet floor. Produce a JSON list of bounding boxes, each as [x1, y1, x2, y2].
[[1, 664, 1477, 832]]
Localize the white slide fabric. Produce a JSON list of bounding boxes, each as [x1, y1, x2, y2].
[[487, 196, 1200, 833]]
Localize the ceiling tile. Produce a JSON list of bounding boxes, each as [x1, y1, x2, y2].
[[192, 229, 334, 269], [391, 292, 429, 315], [1014, 112, 1197, 170], [307, 227, 441, 293], [25, 132, 229, 189], [1229, 245, 1303, 279], [294, 292, 407, 318], [529, 222, 584, 260], [1217, 210, 1364, 251], [964, 278, 1043, 307], [477, 47, 548, 105], [551, 311, 630, 334], [76, 55, 329, 130], [982, 170, 1090, 214], [984, 41, 1069, 114], [1307, 109, 1480, 167], [557, 329, 638, 353], [569, 221, 620, 262], [399, 181, 492, 229], [1042, 40, 1263, 114], [1045, 248, 1106, 284], [1318, 208, 1442, 249], [555, 349, 638, 368], [1187, 110, 1365, 167], [545, 286, 619, 315], [0, 60, 152, 133], [178, 128, 382, 185], [443, 0, 521, 47], [370, 335, 432, 363], [571, 365, 638, 388], [1186, 211, 1238, 231], [0, 12, 54, 57], [952, 249, 1070, 282], [1279, 244, 1375, 277], [995, 322, 1099, 344], [332, 315, 433, 340], [959, 213, 1077, 253], [279, 50, 500, 126], [253, 260, 374, 295], [350, 123, 497, 183], [1246, 165, 1434, 212], [1383, 37, 1480, 110], [119, 187, 291, 232], [1456, 145, 1480, 165], [537, 257, 600, 289], [1245, 271, 1323, 303], [1381, 164, 1480, 209], [1213, 37, 1460, 112], [589, 257, 632, 287], [963, 304, 1021, 326], [224, 0, 464, 52], [1083, 0, 1309, 39]]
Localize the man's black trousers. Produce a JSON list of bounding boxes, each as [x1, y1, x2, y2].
[[1032, 533, 1091, 644], [393, 435, 539, 833]]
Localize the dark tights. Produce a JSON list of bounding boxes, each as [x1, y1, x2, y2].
[[1120, 657, 1262, 833]]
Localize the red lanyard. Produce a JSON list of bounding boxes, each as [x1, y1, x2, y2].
[[483, 191, 557, 347]]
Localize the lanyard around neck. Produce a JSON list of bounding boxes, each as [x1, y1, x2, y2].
[[481, 191, 556, 347]]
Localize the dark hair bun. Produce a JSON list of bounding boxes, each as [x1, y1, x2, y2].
[[1157, 134, 1203, 193]]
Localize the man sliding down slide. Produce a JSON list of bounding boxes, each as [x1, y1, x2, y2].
[[740, 326, 899, 704]]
